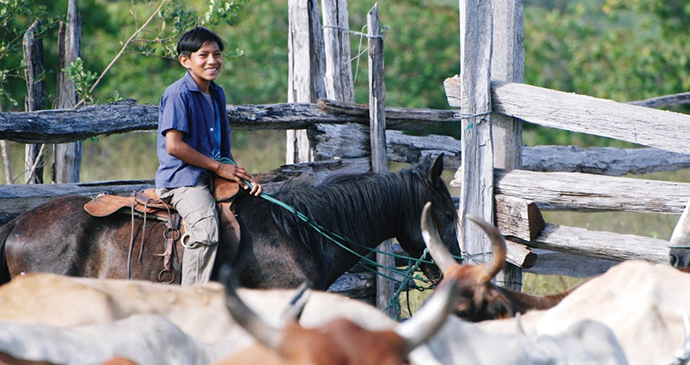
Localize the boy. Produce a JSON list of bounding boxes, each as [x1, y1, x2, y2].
[[155, 27, 262, 286]]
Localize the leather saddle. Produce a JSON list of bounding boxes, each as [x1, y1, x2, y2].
[[83, 177, 242, 283]]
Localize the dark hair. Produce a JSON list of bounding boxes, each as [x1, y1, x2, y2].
[[177, 27, 225, 56]]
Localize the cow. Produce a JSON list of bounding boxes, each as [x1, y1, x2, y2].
[[474, 259, 690, 365], [210, 264, 459, 365], [0, 269, 630, 365], [420, 202, 579, 321]]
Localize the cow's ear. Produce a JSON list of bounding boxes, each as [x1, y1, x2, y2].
[[427, 154, 444, 182]]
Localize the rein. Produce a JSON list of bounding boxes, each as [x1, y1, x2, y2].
[[217, 158, 461, 285]]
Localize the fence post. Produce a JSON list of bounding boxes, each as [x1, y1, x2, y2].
[[53, 0, 82, 183], [286, 0, 327, 164], [321, 0, 355, 102], [23, 20, 45, 184], [458, 0, 494, 267], [367, 4, 397, 318], [492, 0, 524, 290]]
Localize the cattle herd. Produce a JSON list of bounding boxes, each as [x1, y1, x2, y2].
[[1, 202, 690, 365]]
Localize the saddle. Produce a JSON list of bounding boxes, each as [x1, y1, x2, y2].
[[83, 176, 242, 283]]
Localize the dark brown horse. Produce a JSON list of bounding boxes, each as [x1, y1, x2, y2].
[[0, 155, 461, 290]]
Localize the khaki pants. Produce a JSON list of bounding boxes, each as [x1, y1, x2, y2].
[[156, 175, 219, 286]]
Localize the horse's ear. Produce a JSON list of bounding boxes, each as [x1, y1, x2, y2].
[[427, 153, 445, 182]]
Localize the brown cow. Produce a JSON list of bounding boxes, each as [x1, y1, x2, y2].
[[213, 264, 459, 365], [421, 202, 580, 321]]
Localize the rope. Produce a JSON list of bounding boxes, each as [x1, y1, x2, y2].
[[383, 248, 432, 320], [216, 158, 439, 284]]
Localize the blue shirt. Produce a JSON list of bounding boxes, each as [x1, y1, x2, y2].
[[155, 72, 232, 189]]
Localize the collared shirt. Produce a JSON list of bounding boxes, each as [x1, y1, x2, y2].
[[155, 71, 232, 189]]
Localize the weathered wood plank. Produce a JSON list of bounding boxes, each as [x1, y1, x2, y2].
[[23, 20, 46, 185], [445, 78, 690, 154], [0, 159, 372, 217], [523, 146, 690, 176], [286, 0, 326, 164], [367, 4, 396, 317], [487, 169, 690, 214], [519, 223, 669, 264], [457, 0, 494, 266], [491, 0, 525, 291], [53, 0, 82, 183], [505, 240, 538, 269], [321, 0, 354, 103], [495, 195, 544, 242], [0, 180, 156, 216], [0, 101, 457, 144], [524, 249, 619, 278], [313, 122, 690, 175], [629, 92, 690, 109]]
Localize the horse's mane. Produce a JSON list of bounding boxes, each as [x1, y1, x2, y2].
[[269, 164, 436, 253]]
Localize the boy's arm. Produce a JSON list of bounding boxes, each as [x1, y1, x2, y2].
[[165, 130, 262, 196]]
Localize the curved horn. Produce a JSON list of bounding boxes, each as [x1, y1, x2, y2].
[[394, 278, 458, 355], [465, 215, 507, 284], [421, 201, 458, 272], [219, 264, 284, 350], [280, 281, 312, 323], [670, 199, 690, 249]]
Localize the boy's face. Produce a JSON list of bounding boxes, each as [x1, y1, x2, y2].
[[179, 41, 223, 90]]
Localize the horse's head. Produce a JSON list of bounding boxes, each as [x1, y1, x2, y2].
[[396, 154, 462, 283]]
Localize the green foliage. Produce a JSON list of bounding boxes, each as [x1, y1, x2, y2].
[[62, 57, 97, 104], [0, 0, 61, 108]]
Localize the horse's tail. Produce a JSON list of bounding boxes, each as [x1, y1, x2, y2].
[[0, 219, 16, 286]]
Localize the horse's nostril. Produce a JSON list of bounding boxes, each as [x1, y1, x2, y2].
[[669, 254, 679, 267]]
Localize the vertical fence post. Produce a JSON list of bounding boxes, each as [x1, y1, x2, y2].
[[53, 0, 82, 183], [0, 106, 11, 184], [458, 0, 494, 267], [23, 20, 45, 184], [492, 0, 524, 291], [321, 0, 355, 103], [286, 0, 327, 164], [368, 3, 397, 318]]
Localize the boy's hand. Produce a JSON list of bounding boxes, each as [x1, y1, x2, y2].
[[216, 163, 263, 196]]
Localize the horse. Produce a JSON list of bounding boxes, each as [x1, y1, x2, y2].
[[0, 155, 461, 290]]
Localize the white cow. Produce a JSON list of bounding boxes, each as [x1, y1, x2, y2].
[[0, 271, 628, 365], [477, 260, 690, 365]]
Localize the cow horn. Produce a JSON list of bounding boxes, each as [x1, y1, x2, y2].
[[395, 277, 458, 355], [421, 202, 458, 273], [280, 281, 311, 323], [670, 199, 690, 249], [465, 215, 507, 285], [219, 264, 284, 350]]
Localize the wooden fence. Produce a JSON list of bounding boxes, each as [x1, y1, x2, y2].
[[2, 0, 690, 303]]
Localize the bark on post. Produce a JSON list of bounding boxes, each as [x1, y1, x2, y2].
[[492, 0, 524, 291], [368, 4, 396, 318], [456, 0, 494, 267], [53, 0, 82, 183], [286, 0, 327, 164], [23, 20, 45, 184], [0, 102, 10, 184]]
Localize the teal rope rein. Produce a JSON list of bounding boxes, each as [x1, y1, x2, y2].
[[218, 157, 428, 284]]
